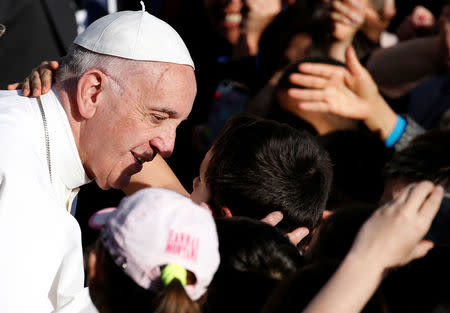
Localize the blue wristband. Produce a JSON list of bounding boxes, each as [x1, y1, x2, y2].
[[385, 115, 406, 148]]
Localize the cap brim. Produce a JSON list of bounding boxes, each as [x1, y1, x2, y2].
[[88, 207, 117, 230]]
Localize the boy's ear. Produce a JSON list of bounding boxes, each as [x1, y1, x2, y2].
[[76, 69, 104, 119], [221, 206, 233, 217]]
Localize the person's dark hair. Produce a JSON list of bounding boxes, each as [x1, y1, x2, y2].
[[382, 245, 450, 313], [318, 129, 392, 210], [383, 129, 450, 191], [205, 114, 333, 234], [203, 217, 303, 313], [262, 240, 450, 313], [258, 0, 326, 82], [89, 241, 201, 313], [277, 57, 346, 91], [261, 261, 387, 313], [304, 204, 377, 265]]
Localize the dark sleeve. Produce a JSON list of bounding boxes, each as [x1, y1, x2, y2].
[[394, 115, 425, 151]]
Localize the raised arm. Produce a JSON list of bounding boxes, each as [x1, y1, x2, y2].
[[302, 181, 444, 313], [366, 5, 450, 98], [286, 46, 398, 141], [123, 154, 189, 196]]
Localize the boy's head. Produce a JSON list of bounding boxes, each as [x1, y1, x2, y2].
[[191, 114, 333, 233], [203, 217, 303, 313], [381, 129, 450, 204]]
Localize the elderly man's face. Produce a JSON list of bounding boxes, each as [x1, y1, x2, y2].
[[82, 63, 196, 190]]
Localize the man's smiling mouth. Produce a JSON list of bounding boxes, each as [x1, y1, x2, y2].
[[131, 152, 144, 165]]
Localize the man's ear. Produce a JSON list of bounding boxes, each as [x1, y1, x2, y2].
[[76, 69, 104, 119], [221, 206, 233, 217]]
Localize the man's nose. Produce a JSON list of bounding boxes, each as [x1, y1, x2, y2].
[[151, 125, 176, 158]]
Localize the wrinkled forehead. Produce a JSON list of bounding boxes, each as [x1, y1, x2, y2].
[[128, 62, 196, 117]]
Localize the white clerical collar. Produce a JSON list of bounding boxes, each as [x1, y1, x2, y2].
[[39, 87, 91, 204]]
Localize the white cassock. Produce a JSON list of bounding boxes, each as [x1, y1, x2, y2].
[[0, 88, 98, 313]]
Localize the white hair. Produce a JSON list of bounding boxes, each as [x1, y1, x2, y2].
[[56, 44, 145, 93]]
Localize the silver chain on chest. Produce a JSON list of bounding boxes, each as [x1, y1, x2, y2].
[[37, 97, 52, 183]]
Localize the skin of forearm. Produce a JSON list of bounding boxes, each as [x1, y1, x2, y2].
[[329, 38, 354, 63], [302, 251, 384, 313], [366, 36, 441, 98], [363, 94, 398, 141], [123, 154, 189, 197]]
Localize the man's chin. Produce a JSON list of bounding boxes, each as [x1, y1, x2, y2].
[[101, 175, 131, 190]]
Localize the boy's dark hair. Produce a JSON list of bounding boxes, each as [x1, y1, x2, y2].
[[205, 114, 333, 233], [304, 204, 378, 264], [318, 130, 392, 210], [261, 261, 387, 313], [277, 57, 346, 91], [383, 129, 450, 191], [203, 217, 303, 313]]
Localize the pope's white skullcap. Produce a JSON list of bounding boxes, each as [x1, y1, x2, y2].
[[73, 7, 194, 68]]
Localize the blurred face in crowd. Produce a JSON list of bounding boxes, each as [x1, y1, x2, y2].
[[203, 0, 245, 44], [80, 62, 196, 190]]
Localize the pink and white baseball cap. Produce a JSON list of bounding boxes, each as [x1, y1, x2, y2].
[[73, 6, 194, 68], [100, 188, 219, 300]]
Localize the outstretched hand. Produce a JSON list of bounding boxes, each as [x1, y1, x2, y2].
[[261, 211, 310, 246], [286, 46, 397, 140], [351, 181, 444, 269], [7, 61, 59, 97], [287, 46, 379, 120]]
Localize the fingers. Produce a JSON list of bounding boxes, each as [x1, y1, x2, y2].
[[25, 60, 58, 97], [22, 77, 31, 97], [298, 62, 348, 79], [48, 60, 60, 70], [6, 83, 21, 90], [287, 88, 327, 102], [39, 66, 54, 94], [382, 0, 396, 20], [401, 181, 435, 214], [332, 0, 365, 26], [297, 101, 331, 113], [287, 227, 310, 246], [407, 240, 434, 262], [30, 70, 43, 97], [345, 46, 362, 75], [261, 211, 283, 226], [418, 185, 444, 222], [289, 73, 328, 89], [331, 11, 355, 26]]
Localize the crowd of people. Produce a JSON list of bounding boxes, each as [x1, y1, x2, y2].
[[0, 0, 449, 312]]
